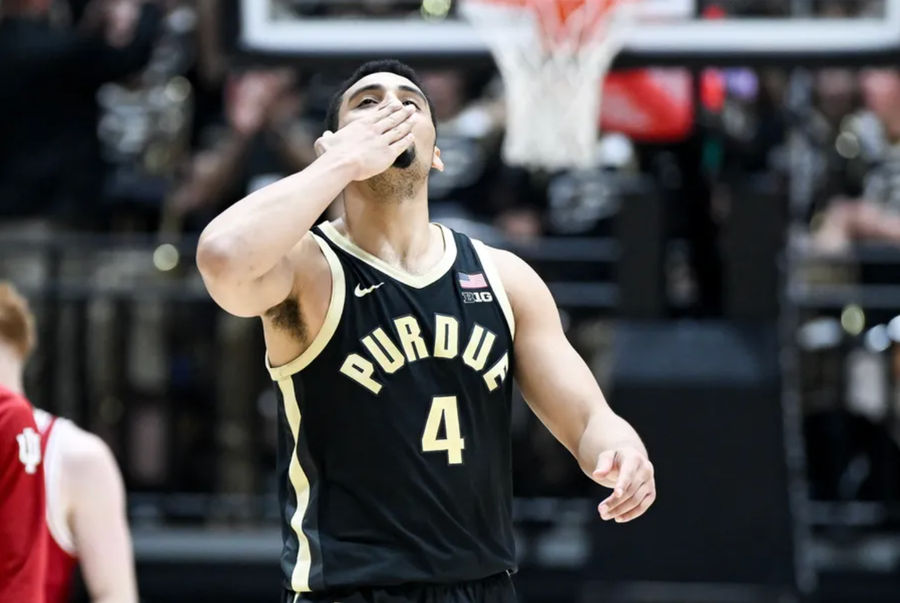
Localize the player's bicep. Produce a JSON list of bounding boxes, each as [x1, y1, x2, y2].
[[200, 233, 319, 318], [202, 255, 296, 318], [495, 251, 612, 453], [513, 299, 600, 453], [67, 435, 137, 602]]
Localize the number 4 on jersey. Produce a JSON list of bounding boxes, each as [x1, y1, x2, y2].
[[421, 396, 465, 465]]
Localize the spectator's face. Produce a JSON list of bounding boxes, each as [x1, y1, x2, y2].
[[816, 68, 857, 122], [340, 72, 440, 171], [2, 0, 52, 14], [860, 69, 900, 124], [28, 0, 51, 13], [420, 71, 466, 122]]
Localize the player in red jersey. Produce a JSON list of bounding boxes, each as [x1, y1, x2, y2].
[[0, 283, 46, 602], [0, 283, 138, 603], [32, 406, 138, 603]]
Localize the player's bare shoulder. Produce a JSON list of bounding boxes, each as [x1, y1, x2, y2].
[[482, 245, 544, 311], [58, 425, 123, 498], [484, 246, 527, 273]]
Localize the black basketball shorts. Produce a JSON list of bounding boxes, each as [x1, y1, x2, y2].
[[283, 571, 517, 603]]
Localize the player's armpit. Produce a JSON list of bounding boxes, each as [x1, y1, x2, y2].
[[265, 296, 306, 341], [262, 231, 340, 368]]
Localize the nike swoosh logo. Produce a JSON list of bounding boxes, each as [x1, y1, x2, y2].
[[354, 282, 384, 298]]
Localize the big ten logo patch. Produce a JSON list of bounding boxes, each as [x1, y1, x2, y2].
[[462, 291, 493, 304], [16, 427, 41, 474]]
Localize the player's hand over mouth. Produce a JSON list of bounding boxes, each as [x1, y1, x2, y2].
[[314, 101, 415, 181]]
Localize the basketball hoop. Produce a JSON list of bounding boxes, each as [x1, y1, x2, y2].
[[461, 0, 642, 170]]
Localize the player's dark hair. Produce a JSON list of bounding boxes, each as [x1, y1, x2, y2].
[[324, 59, 437, 134]]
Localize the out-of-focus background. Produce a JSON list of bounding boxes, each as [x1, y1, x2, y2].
[[3, 0, 900, 601]]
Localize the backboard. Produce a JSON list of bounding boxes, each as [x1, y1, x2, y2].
[[232, 0, 900, 67]]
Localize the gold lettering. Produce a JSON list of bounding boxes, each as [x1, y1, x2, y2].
[[483, 353, 509, 391], [394, 316, 430, 362], [462, 325, 496, 371], [433, 315, 459, 359], [339, 354, 383, 394], [362, 328, 405, 373]]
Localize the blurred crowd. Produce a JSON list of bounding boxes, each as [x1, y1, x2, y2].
[[0, 0, 540, 240], [1, 0, 899, 252]]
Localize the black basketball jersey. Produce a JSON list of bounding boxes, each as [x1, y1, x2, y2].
[[267, 221, 517, 595]]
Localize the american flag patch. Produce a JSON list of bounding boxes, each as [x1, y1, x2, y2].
[[458, 272, 488, 289]]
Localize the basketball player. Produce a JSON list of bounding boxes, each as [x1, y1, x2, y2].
[[197, 59, 656, 602], [0, 283, 138, 603], [0, 283, 46, 602]]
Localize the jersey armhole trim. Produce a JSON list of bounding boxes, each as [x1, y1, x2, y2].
[[267, 233, 346, 381], [472, 239, 516, 340], [45, 420, 77, 555]]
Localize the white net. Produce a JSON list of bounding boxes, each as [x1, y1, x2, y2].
[[461, 0, 641, 171]]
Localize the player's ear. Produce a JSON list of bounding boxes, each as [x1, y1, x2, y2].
[[431, 146, 444, 172]]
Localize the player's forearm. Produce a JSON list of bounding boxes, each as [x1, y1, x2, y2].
[[575, 410, 647, 477], [196, 152, 355, 282], [91, 589, 137, 603]]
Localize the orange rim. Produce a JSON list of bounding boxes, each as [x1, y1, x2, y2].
[[467, 0, 634, 47]]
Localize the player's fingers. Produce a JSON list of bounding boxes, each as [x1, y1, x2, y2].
[[384, 117, 415, 143], [387, 133, 415, 155], [615, 490, 656, 523], [598, 455, 642, 510], [314, 130, 334, 156], [371, 100, 406, 125], [617, 461, 654, 504], [377, 104, 415, 134], [592, 450, 617, 479], [611, 453, 641, 499], [598, 478, 642, 519], [603, 481, 651, 519]]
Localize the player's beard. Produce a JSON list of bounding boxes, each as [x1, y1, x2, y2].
[[393, 146, 416, 169], [365, 145, 426, 200]]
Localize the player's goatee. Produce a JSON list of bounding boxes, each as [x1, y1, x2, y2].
[[393, 146, 416, 168]]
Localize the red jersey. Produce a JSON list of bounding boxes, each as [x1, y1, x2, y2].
[[34, 410, 79, 603], [0, 385, 46, 603]]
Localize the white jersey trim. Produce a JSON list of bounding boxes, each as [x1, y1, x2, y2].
[[267, 233, 346, 381], [43, 417, 78, 555], [318, 221, 457, 289], [277, 378, 312, 592], [471, 240, 516, 340]]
